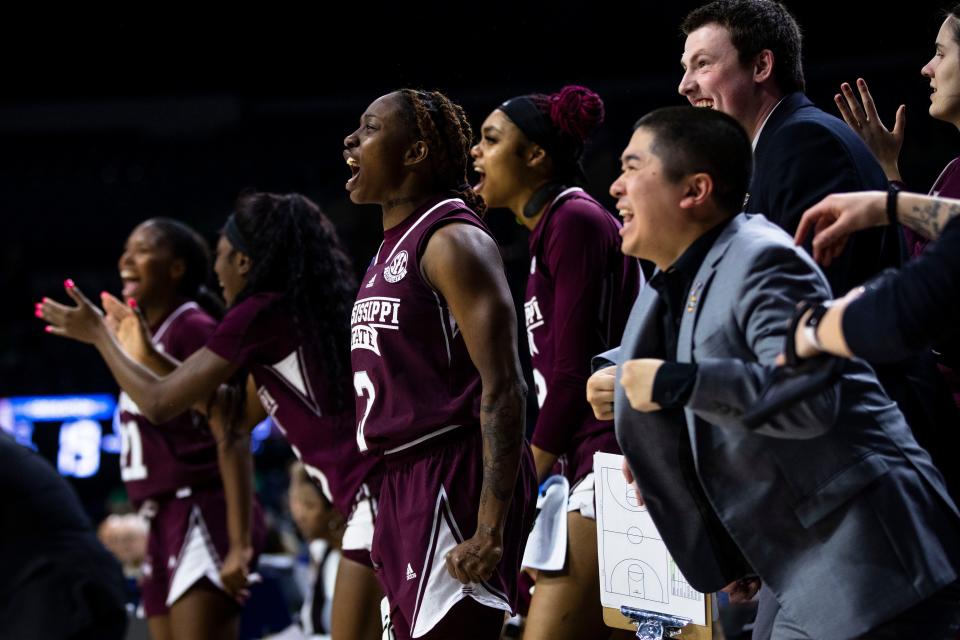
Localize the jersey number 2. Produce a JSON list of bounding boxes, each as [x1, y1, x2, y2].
[[353, 371, 375, 453]]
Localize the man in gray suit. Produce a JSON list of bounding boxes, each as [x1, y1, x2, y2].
[[587, 106, 960, 638]]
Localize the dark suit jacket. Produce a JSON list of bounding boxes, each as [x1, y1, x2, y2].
[[746, 91, 901, 295], [601, 215, 960, 639]]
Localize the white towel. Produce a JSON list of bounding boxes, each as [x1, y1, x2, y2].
[[521, 475, 570, 571]]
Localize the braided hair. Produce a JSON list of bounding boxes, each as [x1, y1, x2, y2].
[[145, 217, 224, 319], [230, 192, 356, 403], [396, 89, 486, 216]]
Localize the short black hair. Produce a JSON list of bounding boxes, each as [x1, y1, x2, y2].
[[634, 106, 753, 216], [682, 0, 805, 95]]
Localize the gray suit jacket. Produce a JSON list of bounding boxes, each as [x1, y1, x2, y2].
[[602, 214, 959, 639]]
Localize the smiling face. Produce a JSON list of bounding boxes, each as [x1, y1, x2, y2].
[[117, 221, 183, 308], [922, 16, 960, 126], [213, 234, 249, 307], [342, 92, 417, 205], [609, 127, 688, 266], [470, 109, 536, 209], [679, 24, 760, 132]]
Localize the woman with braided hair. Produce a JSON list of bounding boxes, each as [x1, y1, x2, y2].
[[344, 89, 536, 639], [38, 191, 384, 640], [472, 85, 641, 639]]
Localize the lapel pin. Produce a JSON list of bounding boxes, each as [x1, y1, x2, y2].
[[686, 281, 703, 313]]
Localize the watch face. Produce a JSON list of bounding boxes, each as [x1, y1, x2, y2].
[[806, 302, 831, 328]]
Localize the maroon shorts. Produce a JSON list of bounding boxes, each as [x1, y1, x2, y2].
[[371, 426, 536, 638], [139, 486, 266, 617]]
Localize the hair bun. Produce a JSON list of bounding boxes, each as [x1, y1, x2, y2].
[[548, 85, 605, 143]]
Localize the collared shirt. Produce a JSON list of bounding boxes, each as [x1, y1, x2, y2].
[[751, 97, 786, 151], [649, 218, 732, 407]]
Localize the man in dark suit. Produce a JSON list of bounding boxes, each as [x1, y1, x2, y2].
[[588, 105, 960, 639], [678, 0, 900, 295]]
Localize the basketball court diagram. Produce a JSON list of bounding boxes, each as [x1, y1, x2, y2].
[[594, 452, 706, 625]]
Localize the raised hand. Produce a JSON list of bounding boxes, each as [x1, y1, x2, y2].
[[36, 280, 108, 345], [834, 78, 905, 181]]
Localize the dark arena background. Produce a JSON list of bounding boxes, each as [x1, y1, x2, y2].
[[0, 2, 954, 635]]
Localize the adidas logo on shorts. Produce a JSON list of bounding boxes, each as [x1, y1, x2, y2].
[[405, 563, 417, 581]]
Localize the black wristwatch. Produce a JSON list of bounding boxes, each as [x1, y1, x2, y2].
[[802, 301, 833, 352]]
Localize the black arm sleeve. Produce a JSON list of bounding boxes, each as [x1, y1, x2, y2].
[[844, 216, 960, 362]]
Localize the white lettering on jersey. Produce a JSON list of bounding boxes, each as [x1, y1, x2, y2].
[[117, 392, 148, 481], [351, 296, 401, 356], [524, 296, 545, 356]]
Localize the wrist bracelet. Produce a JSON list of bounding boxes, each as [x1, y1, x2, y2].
[[887, 181, 903, 226]]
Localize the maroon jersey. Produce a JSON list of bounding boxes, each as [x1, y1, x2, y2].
[[525, 188, 642, 464], [206, 292, 379, 517], [118, 301, 220, 504], [351, 197, 488, 455]]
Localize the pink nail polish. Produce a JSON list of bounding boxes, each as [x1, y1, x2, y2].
[[64, 279, 75, 289], [101, 291, 109, 298], [44, 326, 53, 333], [128, 298, 137, 309], [34, 308, 43, 318]]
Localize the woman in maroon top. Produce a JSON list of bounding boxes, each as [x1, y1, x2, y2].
[[39, 218, 263, 640], [38, 193, 383, 640], [344, 89, 536, 639], [471, 85, 641, 639]]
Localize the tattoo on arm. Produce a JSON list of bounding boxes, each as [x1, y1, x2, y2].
[[903, 199, 960, 240], [479, 391, 524, 507]]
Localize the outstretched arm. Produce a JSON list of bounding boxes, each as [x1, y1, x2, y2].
[[793, 211, 960, 363], [39, 281, 238, 423], [795, 190, 960, 265]]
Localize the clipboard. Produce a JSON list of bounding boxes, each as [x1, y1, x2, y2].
[[603, 596, 713, 639], [594, 452, 714, 639]]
